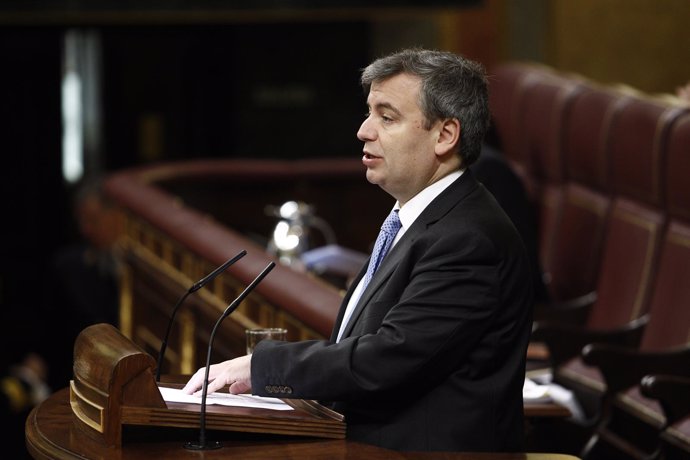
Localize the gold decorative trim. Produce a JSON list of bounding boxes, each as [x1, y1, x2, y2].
[[119, 256, 133, 339], [69, 380, 105, 434], [616, 391, 665, 426]]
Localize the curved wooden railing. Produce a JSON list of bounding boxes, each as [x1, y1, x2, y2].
[[103, 158, 390, 374]]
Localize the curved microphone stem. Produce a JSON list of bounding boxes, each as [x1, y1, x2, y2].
[[156, 291, 191, 382], [185, 261, 276, 451], [156, 250, 247, 382]]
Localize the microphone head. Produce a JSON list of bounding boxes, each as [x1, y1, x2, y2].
[[190, 250, 247, 293]]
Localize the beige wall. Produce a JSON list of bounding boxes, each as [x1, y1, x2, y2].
[[547, 0, 690, 94]]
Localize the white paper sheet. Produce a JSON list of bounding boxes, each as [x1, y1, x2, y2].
[[522, 376, 585, 421], [159, 386, 294, 411], [523, 378, 552, 403]]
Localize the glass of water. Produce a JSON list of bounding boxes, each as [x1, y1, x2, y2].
[[245, 327, 288, 355]]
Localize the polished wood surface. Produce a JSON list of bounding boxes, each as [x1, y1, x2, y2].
[[27, 388, 579, 460], [524, 401, 570, 419], [69, 323, 345, 448]]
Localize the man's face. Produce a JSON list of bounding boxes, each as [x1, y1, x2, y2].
[[357, 73, 442, 205]]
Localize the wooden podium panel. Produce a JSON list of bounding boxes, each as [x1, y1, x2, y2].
[[27, 324, 576, 459], [27, 387, 372, 460], [120, 389, 345, 440], [69, 323, 344, 448], [27, 388, 581, 460]]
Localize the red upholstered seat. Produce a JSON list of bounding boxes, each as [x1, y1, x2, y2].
[[579, 109, 690, 460], [488, 62, 540, 162], [585, 199, 664, 331], [549, 196, 664, 417], [533, 95, 681, 426], [665, 112, 690, 221], [563, 83, 631, 192], [514, 72, 589, 301], [540, 183, 610, 302], [520, 71, 581, 197], [538, 84, 629, 304], [581, 221, 690, 459], [486, 60, 690, 458], [609, 97, 688, 207]]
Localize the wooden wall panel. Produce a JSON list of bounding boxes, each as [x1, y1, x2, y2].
[[549, 0, 690, 93]]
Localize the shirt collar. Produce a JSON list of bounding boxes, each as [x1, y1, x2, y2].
[[395, 169, 463, 234]]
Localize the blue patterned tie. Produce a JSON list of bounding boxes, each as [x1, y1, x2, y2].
[[362, 209, 402, 290]]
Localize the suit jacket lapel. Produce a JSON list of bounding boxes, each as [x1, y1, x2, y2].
[[337, 171, 480, 340], [330, 264, 367, 342]]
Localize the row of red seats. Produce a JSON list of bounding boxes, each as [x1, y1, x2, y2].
[[488, 62, 690, 459]]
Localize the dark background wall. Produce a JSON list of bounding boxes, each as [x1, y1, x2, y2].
[[0, 5, 457, 323], [0, 28, 65, 345], [100, 23, 370, 168]]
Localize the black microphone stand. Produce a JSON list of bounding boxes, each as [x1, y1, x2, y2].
[[184, 261, 276, 451], [156, 250, 247, 382]]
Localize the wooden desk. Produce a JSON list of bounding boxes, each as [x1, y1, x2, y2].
[[524, 401, 571, 418], [26, 388, 578, 460]]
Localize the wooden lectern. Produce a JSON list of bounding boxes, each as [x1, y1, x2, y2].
[[69, 323, 345, 447], [28, 322, 574, 459]]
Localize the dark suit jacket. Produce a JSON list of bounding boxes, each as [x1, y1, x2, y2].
[[251, 170, 533, 452], [472, 144, 548, 302]]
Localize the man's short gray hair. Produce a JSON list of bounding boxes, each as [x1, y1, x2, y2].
[[361, 48, 490, 167]]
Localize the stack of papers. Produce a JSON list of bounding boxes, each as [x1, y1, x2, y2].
[[159, 386, 294, 411], [523, 378, 552, 403], [522, 377, 586, 421]]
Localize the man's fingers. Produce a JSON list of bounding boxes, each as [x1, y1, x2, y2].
[[182, 359, 243, 395], [181, 372, 204, 394], [182, 366, 215, 394], [206, 377, 227, 395], [191, 374, 228, 397], [229, 380, 250, 395]]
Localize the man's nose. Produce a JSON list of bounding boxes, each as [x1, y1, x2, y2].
[[357, 116, 375, 142]]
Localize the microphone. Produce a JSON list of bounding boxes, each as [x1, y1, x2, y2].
[[184, 261, 276, 451], [155, 249, 247, 382]]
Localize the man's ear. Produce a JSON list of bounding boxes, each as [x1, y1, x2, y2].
[[435, 118, 461, 157]]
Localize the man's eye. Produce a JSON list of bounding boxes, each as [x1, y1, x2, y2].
[[382, 115, 393, 123]]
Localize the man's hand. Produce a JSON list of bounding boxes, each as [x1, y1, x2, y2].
[[181, 354, 252, 396]]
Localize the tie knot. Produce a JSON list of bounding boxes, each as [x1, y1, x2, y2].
[[382, 209, 402, 236]]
